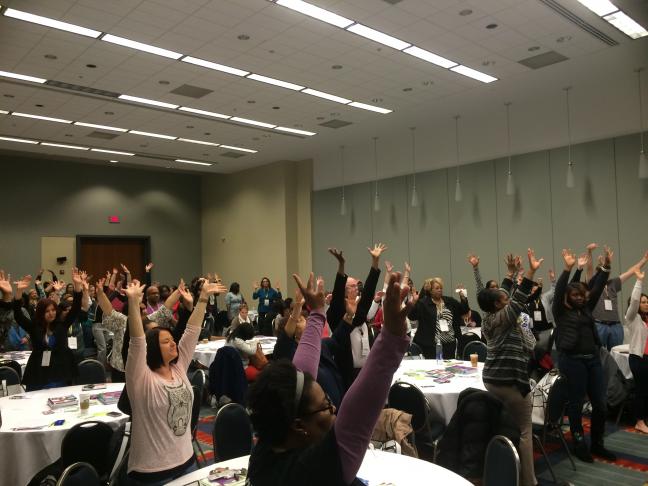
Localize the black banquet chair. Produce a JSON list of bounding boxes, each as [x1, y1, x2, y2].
[[56, 462, 100, 486], [0, 359, 22, 381], [76, 359, 105, 385], [0, 365, 21, 386], [483, 435, 520, 486], [212, 403, 253, 463], [462, 341, 487, 362]]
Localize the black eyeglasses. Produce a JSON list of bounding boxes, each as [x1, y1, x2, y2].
[[302, 394, 335, 416]]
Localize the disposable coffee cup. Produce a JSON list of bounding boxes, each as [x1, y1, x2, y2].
[[470, 353, 478, 367], [79, 393, 90, 413]]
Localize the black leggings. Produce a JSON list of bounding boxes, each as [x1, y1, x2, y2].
[[629, 354, 648, 421]]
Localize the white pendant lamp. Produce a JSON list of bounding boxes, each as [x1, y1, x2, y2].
[[410, 127, 419, 207], [564, 87, 575, 189]]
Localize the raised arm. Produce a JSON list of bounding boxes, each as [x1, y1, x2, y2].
[[586, 246, 612, 310], [352, 244, 385, 326], [335, 271, 412, 484], [284, 289, 304, 338], [625, 269, 643, 323], [187, 279, 226, 330], [63, 268, 84, 325], [619, 250, 648, 284], [553, 250, 575, 318], [585, 243, 597, 282], [292, 273, 326, 378], [326, 248, 347, 330], [94, 277, 115, 316], [468, 254, 485, 293]]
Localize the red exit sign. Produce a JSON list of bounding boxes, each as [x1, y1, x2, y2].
[[108, 215, 120, 223]]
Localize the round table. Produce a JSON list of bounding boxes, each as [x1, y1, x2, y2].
[[610, 344, 632, 379], [0, 383, 127, 486], [193, 337, 277, 367], [166, 449, 472, 486], [392, 359, 485, 425], [0, 350, 31, 376]]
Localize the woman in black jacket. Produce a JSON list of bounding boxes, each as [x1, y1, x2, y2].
[[552, 248, 616, 463], [1, 270, 84, 391], [409, 277, 468, 359]]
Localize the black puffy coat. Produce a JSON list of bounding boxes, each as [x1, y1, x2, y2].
[[436, 388, 521, 479]]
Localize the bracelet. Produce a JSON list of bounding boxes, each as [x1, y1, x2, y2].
[[344, 313, 354, 321]]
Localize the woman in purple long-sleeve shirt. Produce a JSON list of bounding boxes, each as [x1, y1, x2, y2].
[[247, 271, 412, 486]]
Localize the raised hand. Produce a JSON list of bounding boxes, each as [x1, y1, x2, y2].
[[504, 254, 517, 275], [603, 245, 614, 266], [52, 280, 65, 292], [368, 243, 388, 260], [586, 243, 598, 253], [294, 288, 305, 306], [178, 280, 194, 304], [293, 272, 325, 310], [562, 249, 576, 270], [373, 290, 385, 302], [124, 280, 146, 301], [201, 280, 227, 297], [71, 268, 83, 292], [345, 294, 358, 317], [95, 277, 106, 293], [577, 253, 590, 270], [328, 248, 345, 265], [385, 260, 394, 274], [404, 261, 412, 277], [0, 270, 13, 296], [527, 248, 544, 271], [382, 272, 413, 337], [112, 268, 118, 275], [145, 262, 154, 272], [14, 275, 33, 294], [634, 267, 645, 280], [548, 268, 556, 282], [253, 281, 259, 290], [467, 254, 480, 268], [120, 263, 130, 274], [274, 281, 280, 291]]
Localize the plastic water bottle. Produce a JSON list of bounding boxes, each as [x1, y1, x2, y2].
[[435, 338, 443, 365]]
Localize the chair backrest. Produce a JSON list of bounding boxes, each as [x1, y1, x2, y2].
[[212, 403, 253, 462], [76, 359, 105, 385], [0, 366, 21, 386], [534, 329, 553, 354], [0, 359, 22, 380], [189, 368, 205, 389], [406, 342, 423, 357], [463, 341, 487, 362], [545, 372, 569, 426], [61, 421, 115, 476], [483, 435, 520, 486], [190, 384, 201, 433], [387, 381, 429, 432], [458, 332, 481, 358], [56, 462, 100, 486]]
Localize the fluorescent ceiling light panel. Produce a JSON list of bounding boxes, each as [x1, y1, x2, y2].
[[178, 106, 230, 119], [12, 112, 72, 123], [178, 138, 220, 146], [181, 56, 249, 77], [109, 160, 119, 163], [175, 159, 212, 166], [603, 11, 648, 38], [220, 145, 257, 153], [90, 148, 135, 156], [0, 110, 8, 115], [276, 0, 354, 29], [102, 34, 182, 59], [129, 130, 177, 140], [576, 0, 618, 16], [346, 24, 410, 50], [0, 136, 38, 144], [41, 142, 88, 150], [246, 74, 305, 91], [301, 88, 351, 104], [403, 46, 457, 69], [347, 102, 392, 114], [0, 70, 47, 84], [119, 94, 179, 109], [450, 65, 498, 83], [231, 117, 276, 128], [274, 126, 317, 136], [74, 122, 128, 132], [3, 8, 102, 38]]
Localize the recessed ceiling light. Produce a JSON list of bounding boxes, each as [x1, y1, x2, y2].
[[247, 100, 256, 104], [129, 130, 177, 140], [90, 148, 135, 155], [109, 160, 119, 163], [272, 106, 280, 110], [231, 116, 276, 128], [35, 104, 44, 107], [422, 81, 434, 86], [44, 54, 58, 60], [331, 65, 343, 70], [3, 8, 102, 38], [186, 125, 194, 129], [403, 46, 457, 68], [12, 112, 72, 123], [0, 110, 9, 114], [237, 34, 250, 40], [603, 11, 648, 38], [181, 56, 249, 77], [528, 46, 541, 51], [219, 145, 258, 153], [450, 65, 498, 83], [158, 80, 170, 85], [316, 116, 325, 120], [371, 98, 383, 103], [104, 111, 115, 115], [347, 102, 392, 114], [556, 35, 572, 43], [119, 94, 179, 109], [64, 134, 73, 137], [179, 107, 230, 119], [576, 0, 618, 16], [481, 60, 495, 66], [0, 70, 47, 84], [4, 94, 15, 98], [347, 24, 411, 51], [275, 0, 354, 28], [247, 74, 305, 91], [175, 159, 212, 166], [204, 132, 211, 135], [459, 9, 473, 16], [86, 64, 97, 68], [74, 122, 128, 132], [274, 126, 317, 136], [302, 88, 351, 104], [41, 142, 89, 150], [0, 136, 38, 144], [178, 138, 220, 146], [101, 34, 183, 59], [486, 23, 498, 29], [402, 87, 413, 92]]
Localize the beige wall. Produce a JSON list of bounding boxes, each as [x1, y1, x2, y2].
[[40, 237, 76, 283], [201, 159, 312, 306]]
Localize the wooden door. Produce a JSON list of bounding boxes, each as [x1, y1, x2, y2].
[[76, 236, 150, 283]]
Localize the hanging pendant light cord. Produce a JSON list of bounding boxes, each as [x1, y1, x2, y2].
[[410, 127, 416, 188], [639, 69, 645, 153], [506, 102, 512, 174], [373, 137, 378, 195], [455, 115, 460, 180], [565, 87, 572, 165], [340, 145, 345, 199]]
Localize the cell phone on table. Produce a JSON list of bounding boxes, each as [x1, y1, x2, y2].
[[53, 419, 65, 426], [107, 411, 122, 417]]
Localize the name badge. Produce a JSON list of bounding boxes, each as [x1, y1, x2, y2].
[[361, 339, 369, 358], [68, 337, 78, 350], [604, 299, 613, 311], [439, 319, 450, 332], [534, 311, 542, 322], [41, 350, 51, 367], [264, 299, 270, 307]]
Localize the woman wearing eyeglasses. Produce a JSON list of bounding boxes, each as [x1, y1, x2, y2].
[[246, 270, 412, 486]]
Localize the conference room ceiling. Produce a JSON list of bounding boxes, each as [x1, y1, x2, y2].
[[0, 0, 646, 174]]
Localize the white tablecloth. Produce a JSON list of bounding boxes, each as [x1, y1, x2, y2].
[[193, 337, 276, 367], [0, 383, 127, 486], [610, 344, 632, 379], [392, 359, 485, 425], [0, 350, 31, 376], [167, 449, 472, 486]]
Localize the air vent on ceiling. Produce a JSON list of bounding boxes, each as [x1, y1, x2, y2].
[[318, 119, 352, 129], [518, 50, 568, 69], [537, 0, 619, 46], [169, 84, 214, 99], [220, 151, 245, 158], [86, 131, 120, 140], [44, 80, 120, 98], [382, 0, 403, 4]]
